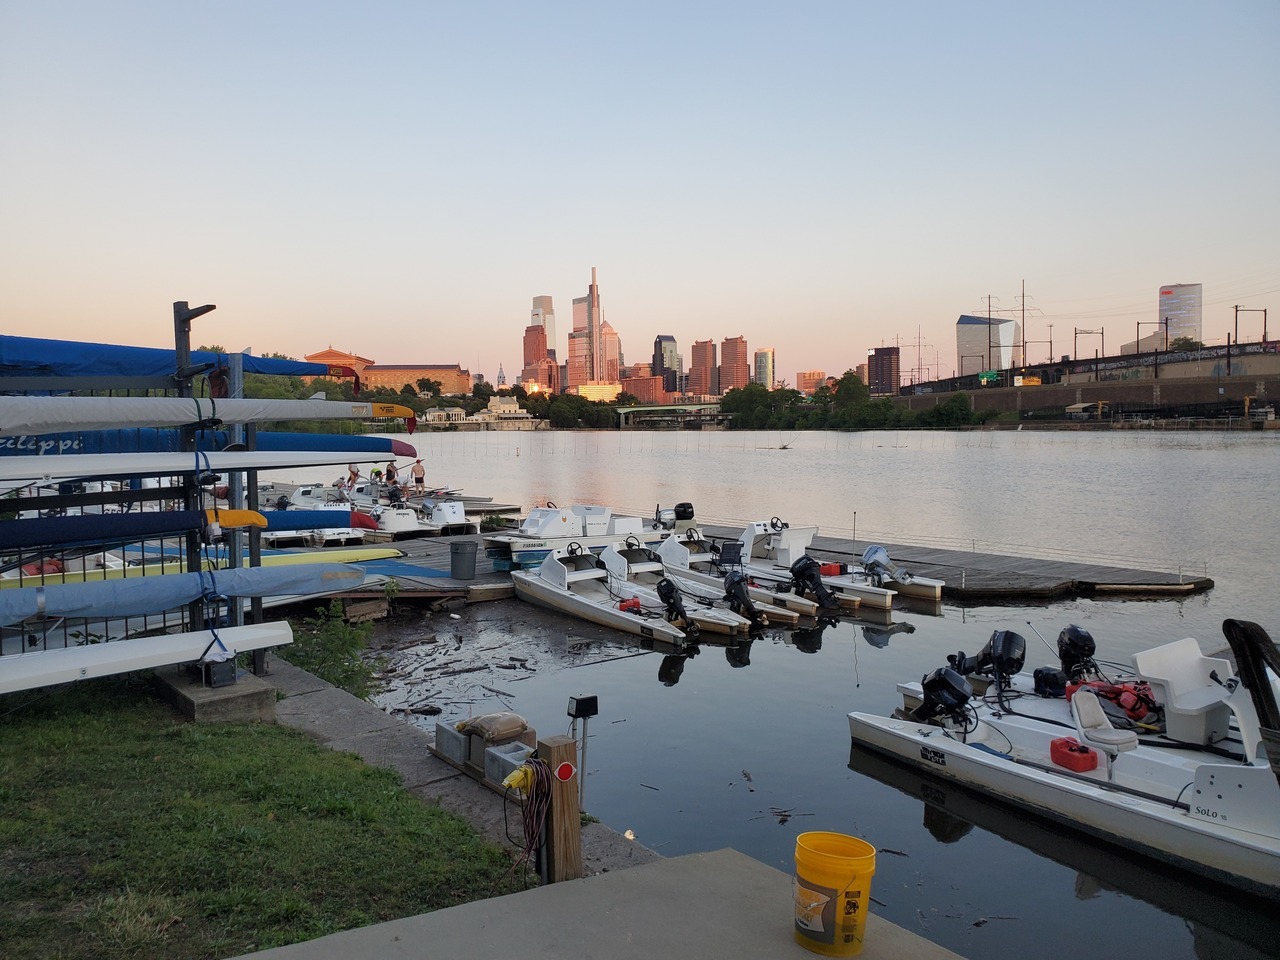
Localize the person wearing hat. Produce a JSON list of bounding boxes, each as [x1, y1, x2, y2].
[[410, 458, 426, 495]]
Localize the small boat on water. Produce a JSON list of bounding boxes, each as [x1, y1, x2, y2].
[[655, 526, 817, 625], [600, 540, 757, 636], [734, 519, 893, 612], [848, 619, 1280, 900], [485, 502, 670, 570], [510, 544, 692, 648]]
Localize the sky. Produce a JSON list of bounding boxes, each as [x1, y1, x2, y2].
[[2, 2, 1278, 387]]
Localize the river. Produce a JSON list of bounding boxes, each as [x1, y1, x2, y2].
[[339, 429, 1280, 959]]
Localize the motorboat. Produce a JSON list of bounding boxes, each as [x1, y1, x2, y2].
[[600, 540, 757, 636], [266, 486, 368, 547], [510, 544, 692, 648], [484, 502, 671, 570], [848, 619, 1280, 900], [734, 519, 892, 612], [857, 544, 945, 602], [655, 526, 815, 626]]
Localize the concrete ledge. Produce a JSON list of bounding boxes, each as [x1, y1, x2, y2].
[[154, 666, 277, 724]]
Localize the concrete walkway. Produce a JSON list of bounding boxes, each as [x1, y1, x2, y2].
[[230, 659, 963, 960]]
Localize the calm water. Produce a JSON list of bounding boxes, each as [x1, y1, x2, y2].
[[287, 430, 1280, 959]]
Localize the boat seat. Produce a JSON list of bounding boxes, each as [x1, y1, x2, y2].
[[1132, 637, 1233, 745], [1071, 690, 1137, 780], [628, 561, 664, 576]]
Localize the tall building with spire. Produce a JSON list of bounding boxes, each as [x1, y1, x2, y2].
[[568, 267, 604, 388]]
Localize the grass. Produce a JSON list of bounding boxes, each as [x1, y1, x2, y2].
[[0, 675, 531, 960]]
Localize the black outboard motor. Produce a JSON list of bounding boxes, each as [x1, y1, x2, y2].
[[911, 667, 974, 725], [790, 555, 838, 609], [948, 630, 1027, 686], [275, 495, 291, 511], [723, 571, 766, 626], [656, 577, 690, 626], [386, 484, 404, 505], [1057, 624, 1098, 681]]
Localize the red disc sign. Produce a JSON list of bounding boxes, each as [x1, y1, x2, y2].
[[555, 761, 576, 782]]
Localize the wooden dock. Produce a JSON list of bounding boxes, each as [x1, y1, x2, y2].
[[276, 526, 1215, 612]]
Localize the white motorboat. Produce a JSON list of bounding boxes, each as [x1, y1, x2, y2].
[[600, 540, 756, 636], [510, 544, 691, 648], [734, 519, 892, 612], [848, 619, 1280, 900], [266, 485, 366, 547], [857, 543, 946, 602], [655, 527, 815, 626], [484, 503, 670, 570]]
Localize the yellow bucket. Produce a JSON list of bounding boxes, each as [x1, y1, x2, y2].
[[793, 831, 877, 957]]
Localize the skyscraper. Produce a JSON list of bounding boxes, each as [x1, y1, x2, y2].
[[867, 347, 901, 396], [522, 323, 547, 372], [600, 321, 620, 382], [531, 295, 557, 361], [653, 334, 680, 392], [753, 347, 775, 389], [719, 336, 750, 393], [1159, 283, 1202, 345], [568, 267, 604, 388], [689, 339, 717, 396]]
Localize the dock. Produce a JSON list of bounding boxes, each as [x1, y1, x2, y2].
[[312, 526, 1214, 610]]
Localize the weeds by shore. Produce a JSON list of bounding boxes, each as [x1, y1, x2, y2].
[[0, 675, 528, 960]]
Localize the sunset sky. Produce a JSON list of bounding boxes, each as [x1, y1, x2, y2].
[[2, 2, 1277, 386]]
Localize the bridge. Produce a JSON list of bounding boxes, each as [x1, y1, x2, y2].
[[617, 401, 730, 429]]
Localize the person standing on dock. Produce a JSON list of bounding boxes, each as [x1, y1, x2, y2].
[[411, 458, 425, 495]]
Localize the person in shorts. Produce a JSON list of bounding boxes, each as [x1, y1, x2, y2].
[[411, 459, 426, 494]]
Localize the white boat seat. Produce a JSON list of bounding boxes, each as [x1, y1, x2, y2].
[[1132, 637, 1233, 745], [1071, 690, 1138, 779], [629, 561, 664, 576]]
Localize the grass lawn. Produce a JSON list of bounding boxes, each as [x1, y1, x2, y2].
[[0, 675, 530, 960]]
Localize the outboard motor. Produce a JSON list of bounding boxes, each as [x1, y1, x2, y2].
[[911, 667, 974, 726], [1057, 624, 1098, 681], [790, 555, 838, 609], [386, 484, 404, 505], [723, 571, 766, 627], [860, 544, 899, 586], [656, 577, 691, 628], [947, 630, 1027, 686], [275, 495, 291, 511]]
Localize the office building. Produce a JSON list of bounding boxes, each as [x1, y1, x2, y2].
[[796, 370, 825, 395], [753, 347, 775, 389], [955, 315, 1021, 374], [568, 267, 604, 388], [600, 321, 621, 382], [1159, 283, 1202, 344], [688, 339, 717, 396], [719, 336, 750, 393], [531, 295, 557, 361], [867, 347, 901, 396], [653, 334, 680, 392]]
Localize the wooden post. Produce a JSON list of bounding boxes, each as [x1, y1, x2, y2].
[[538, 734, 582, 882]]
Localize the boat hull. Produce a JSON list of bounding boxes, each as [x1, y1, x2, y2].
[[848, 711, 1280, 899], [510, 569, 686, 647]]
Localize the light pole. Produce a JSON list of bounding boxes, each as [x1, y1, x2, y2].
[[1234, 305, 1269, 344]]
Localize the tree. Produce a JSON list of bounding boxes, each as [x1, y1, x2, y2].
[[1168, 337, 1203, 351], [416, 378, 443, 397], [472, 381, 496, 401], [614, 392, 641, 407]]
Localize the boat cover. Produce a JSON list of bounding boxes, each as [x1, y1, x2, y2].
[[263, 510, 378, 531], [0, 563, 364, 627], [0, 510, 220, 551], [0, 428, 417, 458], [0, 335, 326, 381], [0, 396, 415, 437]]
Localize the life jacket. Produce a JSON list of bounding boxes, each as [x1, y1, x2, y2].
[[1068, 680, 1162, 727]]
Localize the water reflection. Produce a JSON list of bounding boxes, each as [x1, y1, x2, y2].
[[860, 620, 917, 648], [848, 745, 1277, 958]]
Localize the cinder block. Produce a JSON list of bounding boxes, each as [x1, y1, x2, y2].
[[485, 740, 534, 786], [434, 722, 469, 764]]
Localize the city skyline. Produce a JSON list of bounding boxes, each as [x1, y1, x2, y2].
[[2, 4, 1276, 383]]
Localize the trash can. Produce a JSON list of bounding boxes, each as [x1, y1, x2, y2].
[[450, 540, 478, 580]]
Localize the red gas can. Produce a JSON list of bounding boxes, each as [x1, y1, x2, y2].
[[1050, 736, 1098, 772], [819, 562, 844, 577], [618, 597, 641, 613]]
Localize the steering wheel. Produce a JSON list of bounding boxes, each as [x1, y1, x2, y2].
[[566, 541, 583, 556], [770, 516, 784, 531], [624, 535, 641, 549], [546, 500, 557, 508], [685, 527, 700, 542]]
